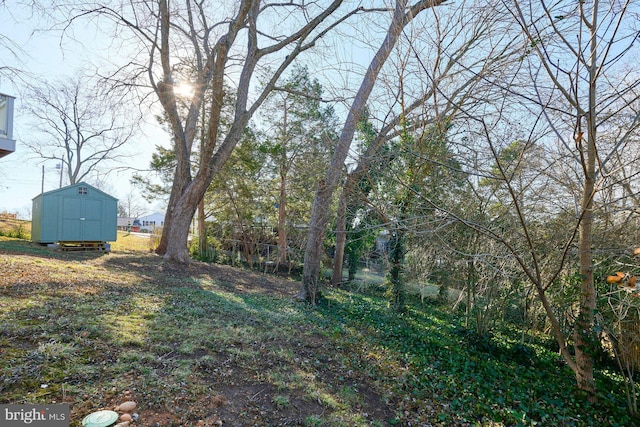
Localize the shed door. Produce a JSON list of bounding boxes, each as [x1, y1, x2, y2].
[[61, 197, 103, 241], [61, 198, 82, 241], [83, 199, 103, 241]]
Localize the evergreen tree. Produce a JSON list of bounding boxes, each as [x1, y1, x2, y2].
[[260, 65, 338, 267]]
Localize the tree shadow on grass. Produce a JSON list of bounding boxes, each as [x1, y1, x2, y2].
[[1, 243, 399, 426], [131, 282, 397, 426]]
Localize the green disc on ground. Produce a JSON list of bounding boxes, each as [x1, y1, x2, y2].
[[81, 410, 119, 427]]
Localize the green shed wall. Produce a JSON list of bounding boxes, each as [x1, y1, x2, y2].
[[31, 183, 118, 243]]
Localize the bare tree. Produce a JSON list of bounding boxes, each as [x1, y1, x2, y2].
[[0, 3, 27, 85], [61, 0, 368, 263], [331, 0, 517, 286], [410, 0, 640, 399], [299, 0, 523, 303], [299, 0, 449, 303], [24, 73, 138, 185], [118, 190, 146, 219], [497, 0, 640, 398]]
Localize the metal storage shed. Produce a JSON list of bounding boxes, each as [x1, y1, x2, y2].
[[31, 182, 118, 244]]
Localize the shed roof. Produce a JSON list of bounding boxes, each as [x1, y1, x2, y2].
[[32, 182, 118, 202]]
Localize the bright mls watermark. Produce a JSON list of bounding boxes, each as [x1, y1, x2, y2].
[[1, 404, 69, 426]]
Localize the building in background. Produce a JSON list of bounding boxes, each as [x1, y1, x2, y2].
[[117, 213, 164, 233], [138, 212, 165, 232], [0, 93, 16, 158]]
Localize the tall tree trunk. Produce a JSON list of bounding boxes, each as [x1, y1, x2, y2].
[[505, 0, 624, 397], [571, 1, 600, 398], [156, 0, 254, 262], [156, 146, 192, 255], [387, 226, 405, 311], [162, 178, 209, 263], [300, 0, 447, 303], [573, 130, 596, 397], [198, 198, 207, 257], [331, 188, 348, 286], [278, 167, 288, 265], [573, 44, 598, 398], [301, 179, 332, 303]]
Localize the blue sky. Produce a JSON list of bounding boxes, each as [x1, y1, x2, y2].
[[0, 4, 165, 218]]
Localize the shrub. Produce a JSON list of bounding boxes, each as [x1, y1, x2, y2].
[[0, 224, 30, 240]]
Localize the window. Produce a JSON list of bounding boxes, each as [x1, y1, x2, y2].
[[78, 186, 88, 195], [0, 96, 7, 137]]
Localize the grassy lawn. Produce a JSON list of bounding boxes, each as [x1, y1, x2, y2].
[[0, 235, 637, 426], [110, 230, 160, 253], [0, 217, 31, 239]]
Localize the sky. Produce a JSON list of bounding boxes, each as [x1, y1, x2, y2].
[[0, 1, 381, 220], [0, 4, 166, 219]]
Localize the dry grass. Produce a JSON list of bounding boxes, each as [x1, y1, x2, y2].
[[0, 216, 158, 253], [0, 238, 392, 427], [0, 217, 31, 238], [110, 231, 159, 253]]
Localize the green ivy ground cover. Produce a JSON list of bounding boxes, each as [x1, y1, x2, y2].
[[317, 288, 637, 426]]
